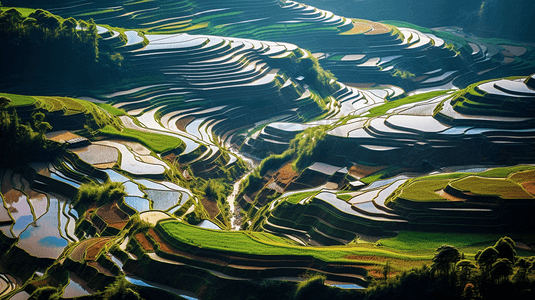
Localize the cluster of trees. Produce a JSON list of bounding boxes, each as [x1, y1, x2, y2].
[[367, 237, 535, 300], [0, 96, 63, 168], [73, 181, 127, 208], [0, 8, 122, 86], [237, 125, 329, 215], [295, 50, 338, 98]]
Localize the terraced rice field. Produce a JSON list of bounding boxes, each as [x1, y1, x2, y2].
[[1, 0, 535, 298], [155, 220, 431, 277]]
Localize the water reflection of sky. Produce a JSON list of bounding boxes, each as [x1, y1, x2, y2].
[[17, 197, 68, 259]]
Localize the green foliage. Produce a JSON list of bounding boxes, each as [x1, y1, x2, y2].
[[433, 31, 471, 53], [99, 125, 183, 153], [257, 152, 293, 177], [0, 8, 122, 87], [202, 178, 229, 202], [494, 237, 516, 263], [240, 126, 329, 199], [102, 276, 142, 300], [296, 50, 337, 98], [74, 181, 126, 207], [431, 245, 461, 277], [28, 286, 61, 300], [0, 104, 64, 168], [0, 6, 36, 18], [368, 237, 535, 300], [490, 258, 513, 283], [294, 274, 328, 300], [128, 215, 152, 235], [392, 69, 415, 79], [290, 125, 329, 171]]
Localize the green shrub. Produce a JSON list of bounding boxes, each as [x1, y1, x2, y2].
[[202, 179, 229, 202], [74, 181, 127, 207], [102, 276, 142, 300], [29, 286, 61, 300]]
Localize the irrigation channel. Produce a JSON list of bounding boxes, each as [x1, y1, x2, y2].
[[226, 150, 258, 230]]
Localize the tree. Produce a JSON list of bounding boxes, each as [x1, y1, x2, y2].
[[490, 258, 513, 283], [61, 17, 77, 42], [456, 259, 476, 286], [431, 245, 461, 279], [512, 257, 531, 285], [494, 236, 516, 263], [0, 96, 11, 108], [382, 260, 392, 280], [475, 246, 499, 275], [32, 111, 52, 135]]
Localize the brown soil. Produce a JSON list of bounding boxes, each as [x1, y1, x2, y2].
[[435, 189, 466, 201], [413, 75, 429, 82], [501, 50, 515, 57], [509, 170, 535, 183], [134, 232, 155, 252], [70, 238, 105, 262], [274, 163, 299, 185], [162, 152, 178, 162], [86, 237, 113, 261], [502, 57, 515, 64], [500, 45, 527, 56], [361, 265, 385, 278], [341, 21, 372, 35], [149, 228, 229, 266], [96, 202, 129, 224], [45, 130, 80, 142], [87, 261, 115, 277], [32, 163, 50, 176], [348, 164, 386, 179], [29, 190, 45, 199], [107, 221, 128, 231], [345, 255, 388, 262], [366, 22, 392, 35], [201, 197, 220, 219], [521, 181, 535, 195], [175, 116, 195, 132], [2, 189, 26, 209], [93, 162, 117, 169]]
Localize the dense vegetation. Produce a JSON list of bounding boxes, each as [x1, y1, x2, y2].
[[0, 1, 534, 300], [0, 96, 64, 168], [366, 237, 535, 300], [73, 181, 127, 208], [239, 125, 329, 199], [0, 8, 122, 87]]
